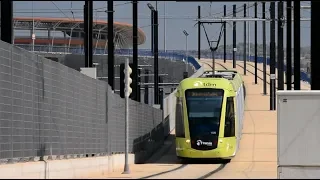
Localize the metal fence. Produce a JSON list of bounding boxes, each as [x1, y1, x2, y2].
[[0, 40, 164, 164], [15, 44, 201, 70], [205, 53, 311, 83], [61, 54, 195, 103], [16, 44, 310, 83]]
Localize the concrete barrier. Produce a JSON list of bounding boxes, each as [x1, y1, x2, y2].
[[0, 154, 134, 179]]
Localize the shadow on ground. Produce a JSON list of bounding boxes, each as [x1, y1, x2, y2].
[[144, 134, 230, 165]]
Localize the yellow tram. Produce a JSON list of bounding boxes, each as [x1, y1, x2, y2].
[[175, 70, 246, 160]]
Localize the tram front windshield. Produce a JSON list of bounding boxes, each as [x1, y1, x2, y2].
[[185, 89, 224, 139]]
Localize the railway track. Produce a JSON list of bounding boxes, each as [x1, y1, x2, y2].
[[139, 62, 234, 180], [138, 61, 270, 180], [139, 162, 227, 179]]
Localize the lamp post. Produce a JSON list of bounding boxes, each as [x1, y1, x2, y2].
[[147, 3, 159, 104], [183, 30, 189, 73], [148, 3, 155, 55], [149, 4, 154, 55]]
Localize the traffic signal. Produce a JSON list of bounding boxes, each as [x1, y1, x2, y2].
[[120, 62, 135, 99], [121, 61, 141, 100], [124, 61, 133, 97], [120, 63, 125, 98]]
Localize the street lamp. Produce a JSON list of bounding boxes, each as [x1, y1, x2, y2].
[[147, 3, 159, 104], [183, 30, 189, 73], [148, 3, 155, 54], [147, 3, 155, 11]]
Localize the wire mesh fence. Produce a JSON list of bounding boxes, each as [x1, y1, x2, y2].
[[0, 41, 165, 164], [15, 44, 201, 70]]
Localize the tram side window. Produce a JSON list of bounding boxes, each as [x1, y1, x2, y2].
[[175, 98, 185, 138], [224, 97, 235, 137]]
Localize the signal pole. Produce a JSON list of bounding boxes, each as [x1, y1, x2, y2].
[[123, 58, 132, 174]]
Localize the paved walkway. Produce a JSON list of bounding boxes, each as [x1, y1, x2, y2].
[[88, 59, 310, 179]]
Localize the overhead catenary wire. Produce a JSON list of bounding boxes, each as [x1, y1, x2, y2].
[[50, 1, 73, 21], [201, 21, 224, 73], [70, 2, 75, 20], [15, 1, 131, 11], [201, 2, 257, 20], [15, 1, 262, 22]]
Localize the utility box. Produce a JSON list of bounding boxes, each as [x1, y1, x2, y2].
[[80, 67, 97, 79], [277, 90, 320, 179]]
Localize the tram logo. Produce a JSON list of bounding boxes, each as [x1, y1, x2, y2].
[[193, 81, 203, 87], [196, 140, 213, 146], [193, 81, 216, 87]]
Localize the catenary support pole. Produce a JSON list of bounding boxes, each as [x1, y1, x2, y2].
[[88, 0, 93, 67], [151, 10, 154, 55], [233, 5, 237, 68], [270, 2, 276, 110], [262, 2, 267, 95], [286, 0, 292, 90], [311, 1, 320, 90], [277, 1, 284, 90], [154, 10, 159, 104], [243, 4, 247, 75], [224, 5, 227, 63], [84, 2, 88, 67], [144, 69, 149, 104], [294, 0, 301, 90], [132, 0, 138, 101], [0, 0, 13, 44], [254, 2, 258, 84], [108, 0, 115, 90]]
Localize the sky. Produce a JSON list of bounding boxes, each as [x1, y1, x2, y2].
[[13, 1, 311, 50]]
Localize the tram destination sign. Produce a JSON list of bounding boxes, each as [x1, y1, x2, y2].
[[187, 91, 223, 97]]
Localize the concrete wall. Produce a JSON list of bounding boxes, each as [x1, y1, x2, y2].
[[0, 154, 135, 179]]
